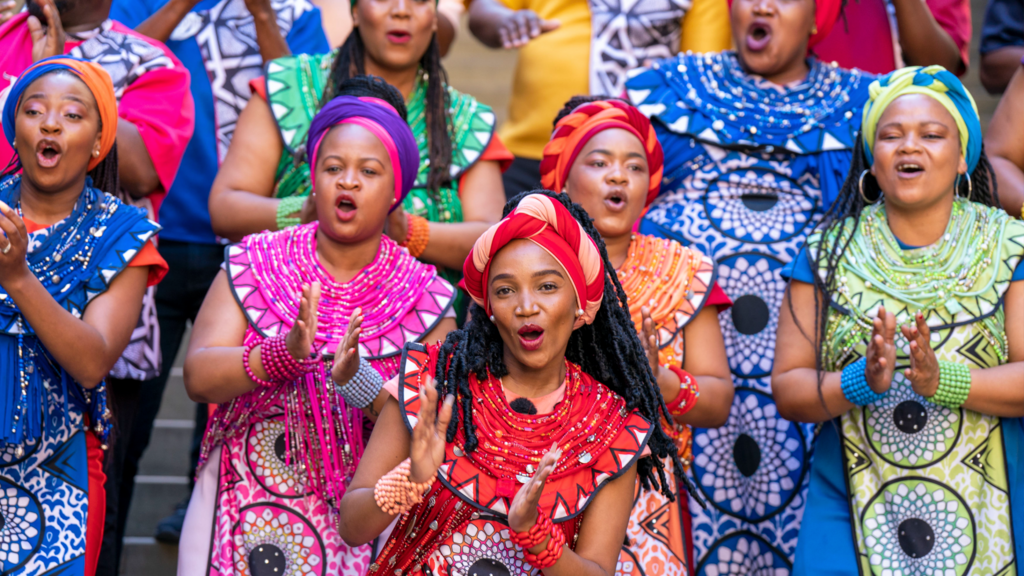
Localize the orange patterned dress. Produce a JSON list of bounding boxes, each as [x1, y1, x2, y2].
[[615, 234, 721, 576]]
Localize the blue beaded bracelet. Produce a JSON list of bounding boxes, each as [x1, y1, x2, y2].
[[840, 358, 886, 406], [336, 356, 384, 409]]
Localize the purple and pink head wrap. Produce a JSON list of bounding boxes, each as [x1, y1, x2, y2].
[[307, 95, 419, 211]]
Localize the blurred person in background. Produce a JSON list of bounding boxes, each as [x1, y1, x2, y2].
[[979, 0, 1024, 93], [312, 0, 463, 51], [0, 1, 193, 574], [99, 0, 328, 565], [985, 60, 1024, 219], [466, 0, 732, 199], [625, 0, 872, 569], [814, 0, 970, 76]]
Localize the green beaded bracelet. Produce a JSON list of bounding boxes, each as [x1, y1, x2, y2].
[[275, 196, 306, 230], [926, 360, 971, 409]]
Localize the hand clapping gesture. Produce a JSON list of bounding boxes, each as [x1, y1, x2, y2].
[[864, 305, 897, 394], [900, 312, 940, 398], [0, 201, 30, 289], [497, 9, 559, 49], [408, 378, 455, 484], [331, 308, 363, 385], [285, 282, 320, 361], [507, 443, 562, 532]]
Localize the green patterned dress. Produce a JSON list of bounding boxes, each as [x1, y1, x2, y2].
[[261, 50, 498, 306], [798, 200, 1024, 575]]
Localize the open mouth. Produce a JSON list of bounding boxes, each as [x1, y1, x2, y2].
[[896, 162, 925, 176], [35, 139, 62, 168], [604, 191, 628, 212], [517, 324, 545, 350], [746, 22, 773, 52], [386, 30, 411, 44], [335, 194, 357, 221]]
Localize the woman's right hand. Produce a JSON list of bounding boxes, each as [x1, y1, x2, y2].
[[497, 9, 559, 49], [285, 282, 320, 360], [28, 0, 64, 62], [0, 201, 31, 290], [865, 305, 897, 394], [408, 377, 454, 484]]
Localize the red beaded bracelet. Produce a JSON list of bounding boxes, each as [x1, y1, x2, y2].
[[665, 365, 699, 417], [242, 339, 276, 387], [509, 508, 553, 550], [521, 521, 565, 569], [242, 334, 316, 387]]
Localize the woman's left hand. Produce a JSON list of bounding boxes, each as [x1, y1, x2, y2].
[[0, 201, 30, 288], [508, 443, 562, 533], [901, 312, 940, 397], [331, 308, 363, 385]]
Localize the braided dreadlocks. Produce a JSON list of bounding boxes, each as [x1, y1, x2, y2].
[[804, 134, 1000, 406], [431, 190, 696, 502], [327, 14, 451, 195]]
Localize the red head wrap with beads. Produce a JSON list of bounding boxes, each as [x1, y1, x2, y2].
[[540, 99, 664, 207], [462, 194, 605, 329]]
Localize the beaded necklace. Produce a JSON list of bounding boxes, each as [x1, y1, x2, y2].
[[246, 223, 435, 343], [617, 234, 700, 330], [447, 361, 631, 482], [833, 200, 1003, 316]]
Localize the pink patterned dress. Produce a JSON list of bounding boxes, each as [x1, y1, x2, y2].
[[178, 224, 455, 576]]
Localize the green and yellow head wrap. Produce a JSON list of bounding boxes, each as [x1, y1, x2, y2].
[[861, 65, 981, 175]]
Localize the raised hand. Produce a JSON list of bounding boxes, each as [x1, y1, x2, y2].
[[865, 305, 897, 394], [408, 378, 454, 484], [508, 443, 561, 532], [498, 9, 559, 49], [331, 308, 363, 385], [901, 312, 939, 397], [27, 0, 64, 63], [0, 201, 30, 289], [0, 1, 18, 25], [640, 306, 661, 379], [285, 282, 320, 360]]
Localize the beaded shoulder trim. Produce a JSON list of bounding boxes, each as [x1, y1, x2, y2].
[[264, 49, 338, 155], [626, 52, 872, 154], [225, 227, 455, 359], [395, 343, 654, 522], [408, 82, 497, 187], [807, 203, 1024, 329]]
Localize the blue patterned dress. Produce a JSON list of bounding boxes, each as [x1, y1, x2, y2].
[[626, 52, 871, 575], [0, 176, 159, 575]]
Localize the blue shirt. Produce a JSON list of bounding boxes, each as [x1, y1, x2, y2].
[[111, 0, 330, 244], [981, 0, 1024, 55]]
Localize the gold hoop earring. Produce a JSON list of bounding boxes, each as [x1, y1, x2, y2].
[[858, 170, 875, 205]]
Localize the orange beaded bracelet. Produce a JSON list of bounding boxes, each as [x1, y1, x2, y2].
[[373, 458, 433, 515], [402, 214, 430, 258]]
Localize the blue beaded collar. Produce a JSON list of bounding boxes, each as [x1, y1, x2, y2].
[[626, 51, 874, 155]]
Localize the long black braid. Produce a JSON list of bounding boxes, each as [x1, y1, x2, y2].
[[326, 17, 452, 195], [802, 134, 1000, 410], [431, 190, 698, 502]]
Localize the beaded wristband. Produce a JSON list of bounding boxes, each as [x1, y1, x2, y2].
[[276, 196, 305, 230], [519, 517, 565, 569], [260, 334, 316, 384], [840, 357, 886, 406], [927, 360, 971, 409], [664, 365, 699, 417], [373, 458, 433, 516], [509, 507, 553, 549], [402, 214, 430, 258], [242, 339, 276, 387], [336, 356, 384, 409]]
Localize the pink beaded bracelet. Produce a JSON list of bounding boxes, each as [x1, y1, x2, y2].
[[242, 334, 316, 387]]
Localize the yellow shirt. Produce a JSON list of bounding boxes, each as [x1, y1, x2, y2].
[[498, 0, 732, 159]]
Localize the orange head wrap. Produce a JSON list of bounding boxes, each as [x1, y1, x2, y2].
[[462, 194, 605, 330], [540, 99, 664, 207], [3, 56, 118, 170]]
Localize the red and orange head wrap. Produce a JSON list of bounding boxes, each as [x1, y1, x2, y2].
[[463, 194, 605, 330], [726, 0, 842, 47], [2, 56, 118, 171], [540, 99, 664, 207]]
